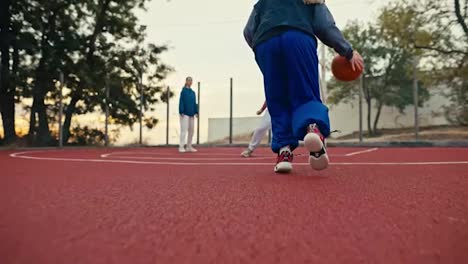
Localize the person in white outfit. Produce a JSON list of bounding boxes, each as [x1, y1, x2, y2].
[[241, 101, 272, 157], [179, 77, 198, 153]]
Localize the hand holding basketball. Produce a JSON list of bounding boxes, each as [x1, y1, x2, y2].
[[349, 51, 364, 72], [331, 51, 365, 82]]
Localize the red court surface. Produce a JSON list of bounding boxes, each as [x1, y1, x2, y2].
[[1, 147, 468, 264]]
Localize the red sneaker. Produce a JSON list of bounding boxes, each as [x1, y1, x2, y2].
[[274, 146, 293, 173], [303, 124, 329, 171]]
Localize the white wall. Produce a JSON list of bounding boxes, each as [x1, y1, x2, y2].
[[329, 86, 450, 136], [208, 116, 265, 142], [208, 86, 451, 141]]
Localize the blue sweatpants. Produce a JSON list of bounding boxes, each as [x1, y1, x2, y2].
[[255, 30, 330, 153]]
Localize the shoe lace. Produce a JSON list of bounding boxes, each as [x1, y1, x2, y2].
[[310, 147, 326, 158], [277, 150, 294, 163], [308, 124, 325, 143]]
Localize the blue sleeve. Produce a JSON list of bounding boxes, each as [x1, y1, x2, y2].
[[313, 4, 354, 60], [179, 90, 185, 115], [193, 91, 198, 115]]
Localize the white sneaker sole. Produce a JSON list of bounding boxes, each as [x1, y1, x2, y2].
[[274, 162, 293, 173], [309, 153, 329, 171], [304, 132, 329, 171], [304, 132, 323, 152]]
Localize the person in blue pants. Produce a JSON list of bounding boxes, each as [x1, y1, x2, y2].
[[244, 0, 364, 173]]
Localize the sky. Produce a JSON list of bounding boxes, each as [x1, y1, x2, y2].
[[121, 0, 391, 145]]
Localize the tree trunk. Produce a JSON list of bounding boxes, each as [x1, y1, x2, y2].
[[28, 58, 52, 146], [361, 76, 374, 136], [454, 0, 468, 40], [62, 95, 79, 144], [366, 98, 373, 136], [27, 10, 61, 146], [61, 0, 112, 143], [373, 102, 384, 134], [52, 0, 118, 147], [12, 29, 19, 78], [36, 94, 50, 146], [28, 92, 51, 146], [0, 0, 16, 143], [28, 100, 37, 143]]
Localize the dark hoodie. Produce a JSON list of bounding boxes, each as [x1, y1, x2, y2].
[[244, 0, 353, 60]]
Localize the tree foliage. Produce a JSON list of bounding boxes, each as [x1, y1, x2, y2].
[[327, 0, 468, 135], [327, 21, 429, 135], [380, 0, 468, 125], [0, 0, 173, 146]]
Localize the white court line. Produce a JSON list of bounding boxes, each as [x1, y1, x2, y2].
[[101, 152, 348, 158], [345, 148, 379, 157], [101, 152, 266, 158], [105, 155, 275, 161], [9, 151, 468, 166], [101, 153, 346, 159]]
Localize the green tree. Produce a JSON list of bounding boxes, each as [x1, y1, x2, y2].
[[3, 0, 173, 146], [327, 22, 429, 136], [23, 0, 82, 145], [380, 0, 468, 125], [61, 0, 173, 145], [106, 43, 173, 130], [420, 0, 467, 125]]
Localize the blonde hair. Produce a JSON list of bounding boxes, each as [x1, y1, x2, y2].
[[303, 0, 325, 4]]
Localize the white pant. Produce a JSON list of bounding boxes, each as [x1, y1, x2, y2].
[[180, 115, 195, 148], [248, 110, 272, 150]]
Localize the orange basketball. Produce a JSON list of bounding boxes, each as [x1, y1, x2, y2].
[[331, 55, 363, 82]]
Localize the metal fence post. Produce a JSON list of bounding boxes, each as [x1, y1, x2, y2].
[[359, 75, 364, 143], [139, 71, 143, 145], [105, 78, 110, 147], [413, 57, 419, 141], [320, 43, 328, 104], [166, 86, 170, 145], [229, 78, 233, 144], [58, 72, 64, 148], [197, 82, 200, 145]]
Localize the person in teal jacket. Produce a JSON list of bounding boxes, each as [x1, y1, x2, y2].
[[178, 77, 198, 153]]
